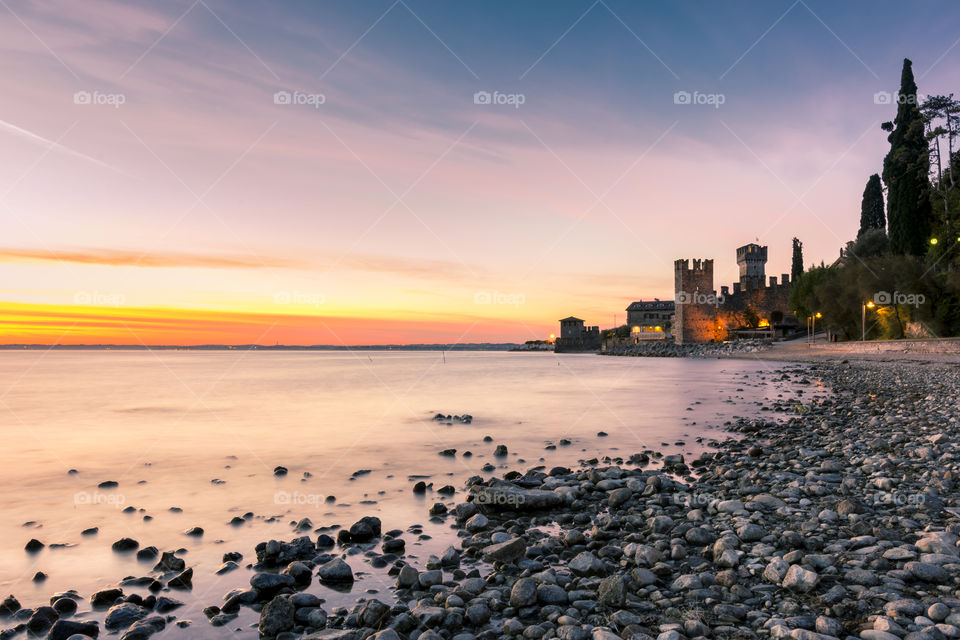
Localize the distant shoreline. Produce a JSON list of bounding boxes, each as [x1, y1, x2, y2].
[[0, 343, 525, 351]]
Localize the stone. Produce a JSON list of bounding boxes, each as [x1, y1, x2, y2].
[[510, 577, 537, 607], [537, 584, 568, 605], [120, 616, 165, 640], [782, 565, 819, 592], [259, 596, 295, 638], [318, 558, 354, 583], [105, 603, 147, 630], [569, 551, 605, 576], [482, 538, 526, 563], [597, 575, 626, 608], [47, 620, 100, 640]]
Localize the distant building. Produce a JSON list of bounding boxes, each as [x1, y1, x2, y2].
[[555, 316, 601, 352], [626, 299, 674, 333]]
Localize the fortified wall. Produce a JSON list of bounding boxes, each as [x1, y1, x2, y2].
[[674, 244, 793, 344]]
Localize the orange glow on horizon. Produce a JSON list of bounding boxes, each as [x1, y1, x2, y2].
[[0, 302, 543, 346]]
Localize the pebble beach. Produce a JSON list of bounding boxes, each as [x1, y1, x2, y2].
[[3, 355, 960, 640]]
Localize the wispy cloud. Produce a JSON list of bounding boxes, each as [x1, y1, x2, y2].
[[0, 118, 124, 173], [0, 247, 300, 269]]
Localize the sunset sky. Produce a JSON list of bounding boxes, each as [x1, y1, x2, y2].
[[1, 0, 958, 345]]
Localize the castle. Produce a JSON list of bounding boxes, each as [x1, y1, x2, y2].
[[674, 243, 794, 344], [554, 317, 601, 352]]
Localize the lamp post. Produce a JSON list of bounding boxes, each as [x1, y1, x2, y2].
[[861, 301, 875, 341], [812, 312, 821, 344]]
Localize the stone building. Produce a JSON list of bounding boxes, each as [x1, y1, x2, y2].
[[674, 244, 794, 344], [555, 316, 601, 352], [625, 299, 674, 340]]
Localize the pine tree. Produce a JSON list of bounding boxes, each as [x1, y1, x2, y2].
[[882, 59, 932, 255], [791, 238, 803, 283], [858, 174, 886, 237]]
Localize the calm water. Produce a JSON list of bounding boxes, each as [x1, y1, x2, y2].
[[0, 351, 809, 637]]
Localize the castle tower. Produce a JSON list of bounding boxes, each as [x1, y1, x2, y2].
[[674, 258, 716, 344], [736, 243, 767, 290]]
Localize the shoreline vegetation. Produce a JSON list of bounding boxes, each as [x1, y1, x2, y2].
[[6, 355, 960, 640]]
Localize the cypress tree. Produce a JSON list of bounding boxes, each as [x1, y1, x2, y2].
[[858, 173, 885, 236], [882, 59, 932, 255], [791, 238, 803, 283]]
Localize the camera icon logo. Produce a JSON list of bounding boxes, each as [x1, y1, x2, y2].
[[474, 291, 492, 304], [274, 90, 292, 105], [73, 91, 91, 105], [874, 91, 892, 105], [673, 91, 691, 105], [473, 91, 492, 105], [874, 291, 891, 304], [274, 491, 291, 505], [675, 291, 692, 304]]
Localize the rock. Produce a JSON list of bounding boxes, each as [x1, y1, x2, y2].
[[0, 594, 20, 616], [782, 565, 819, 592], [318, 558, 354, 583], [347, 516, 382, 542], [259, 595, 294, 637], [570, 551, 605, 576], [111, 538, 139, 552], [357, 600, 390, 627], [251, 572, 296, 592], [537, 584, 568, 605], [510, 577, 537, 607], [154, 596, 183, 613], [472, 479, 564, 511], [482, 538, 526, 563], [90, 588, 124, 607], [27, 606, 58, 633], [608, 488, 632, 507], [153, 551, 185, 572], [906, 561, 950, 583], [104, 603, 147, 631], [274, 466, 288, 476], [47, 619, 100, 640], [167, 567, 192, 588], [301, 631, 359, 640], [396, 565, 419, 588], [465, 513, 489, 532], [597, 575, 626, 608], [119, 616, 165, 640]]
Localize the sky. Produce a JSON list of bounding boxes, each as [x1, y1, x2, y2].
[[1, 0, 958, 345]]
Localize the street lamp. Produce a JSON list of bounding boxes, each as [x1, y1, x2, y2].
[[861, 301, 875, 341], [812, 312, 821, 344]]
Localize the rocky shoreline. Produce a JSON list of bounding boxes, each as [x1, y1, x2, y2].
[[4, 359, 960, 640], [600, 340, 770, 358]]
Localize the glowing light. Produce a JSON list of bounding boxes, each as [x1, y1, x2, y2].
[[815, 312, 822, 318], [758, 319, 770, 327], [866, 301, 875, 308], [931, 238, 939, 245]]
